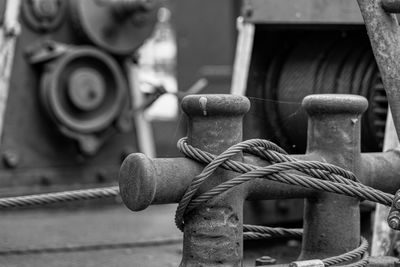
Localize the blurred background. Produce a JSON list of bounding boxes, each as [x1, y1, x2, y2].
[[0, 1, 240, 266], [0, 0, 390, 266]]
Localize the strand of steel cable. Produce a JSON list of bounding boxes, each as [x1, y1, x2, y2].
[[176, 138, 379, 236], [321, 237, 368, 266], [0, 186, 119, 208], [176, 138, 371, 266], [339, 252, 369, 267], [238, 224, 368, 265], [245, 229, 369, 266], [175, 137, 393, 231], [243, 225, 302, 239]]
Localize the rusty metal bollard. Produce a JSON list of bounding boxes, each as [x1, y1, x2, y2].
[[120, 95, 251, 266], [120, 1, 400, 265], [119, 93, 400, 266], [299, 95, 366, 259]]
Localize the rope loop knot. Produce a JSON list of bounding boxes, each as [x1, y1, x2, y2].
[[175, 137, 394, 267]]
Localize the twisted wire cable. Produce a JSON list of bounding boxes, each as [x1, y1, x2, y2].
[[175, 138, 381, 230], [176, 138, 393, 220], [178, 138, 361, 188], [189, 168, 392, 212], [178, 138, 363, 187], [0, 186, 119, 208], [243, 232, 275, 240], [246, 146, 360, 183], [0, 137, 381, 266], [338, 252, 369, 267], [179, 137, 364, 194], [176, 138, 382, 266], [243, 225, 303, 239], [175, 138, 290, 230], [241, 226, 368, 266], [321, 237, 369, 266]]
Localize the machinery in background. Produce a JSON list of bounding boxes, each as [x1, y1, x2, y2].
[[237, 0, 387, 154], [229, 0, 388, 228], [138, 6, 178, 121], [0, 0, 160, 196], [173, 0, 387, 155]]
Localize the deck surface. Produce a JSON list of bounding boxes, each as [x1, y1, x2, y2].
[[0, 205, 183, 267], [0, 204, 300, 267]]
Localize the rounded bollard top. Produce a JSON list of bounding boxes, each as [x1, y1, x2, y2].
[[181, 94, 250, 117], [302, 94, 368, 116], [119, 153, 156, 212]]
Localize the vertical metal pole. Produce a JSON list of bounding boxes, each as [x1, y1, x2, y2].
[[299, 95, 367, 259], [230, 17, 254, 96], [0, 0, 22, 140], [357, 0, 400, 142], [179, 94, 250, 267], [125, 61, 156, 157]]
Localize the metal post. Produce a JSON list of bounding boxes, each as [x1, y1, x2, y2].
[[299, 94, 367, 259], [119, 93, 400, 265], [179, 95, 250, 266]]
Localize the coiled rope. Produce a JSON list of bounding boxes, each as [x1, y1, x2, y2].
[[176, 138, 391, 267]]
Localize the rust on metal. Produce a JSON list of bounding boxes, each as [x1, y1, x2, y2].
[[121, 94, 250, 266], [382, 0, 400, 13], [118, 2, 400, 265], [298, 94, 367, 259], [119, 93, 400, 266], [357, 0, 400, 143]]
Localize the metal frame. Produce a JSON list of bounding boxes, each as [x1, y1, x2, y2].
[[243, 0, 363, 24]]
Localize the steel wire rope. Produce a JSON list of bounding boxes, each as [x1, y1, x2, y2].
[[176, 138, 384, 267], [0, 186, 119, 208], [176, 137, 393, 225], [0, 137, 386, 266], [321, 237, 369, 266]]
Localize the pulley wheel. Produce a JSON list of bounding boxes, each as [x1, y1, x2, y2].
[[69, 0, 159, 55], [40, 47, 127, 134]]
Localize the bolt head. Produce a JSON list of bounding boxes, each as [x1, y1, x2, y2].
[[78, 136, 99, 156], [389, 216, 400, 230], [3, 150, 19, 168]]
